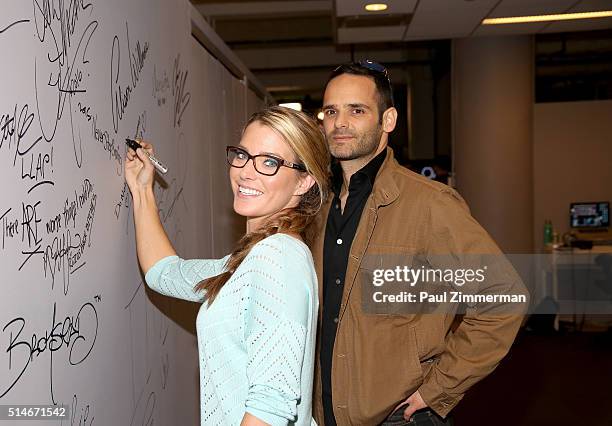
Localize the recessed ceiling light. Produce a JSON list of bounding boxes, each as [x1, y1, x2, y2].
[[482, 10, 612, 25], [365, 3, 388, 12]]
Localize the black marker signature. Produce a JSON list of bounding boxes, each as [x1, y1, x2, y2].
[[64, 394, 94, 426], [161, 353, 169, 390], [17, 201, 45, 271], [152, 66, 169, 107], [43, 228, 81, 293], [33, 0, 98, 167], [0, 19, 30, 35], [114, 182, 130, 220], [110, 23, 149, 133], [42, 198, 96, 294], [0, 104, 44, 168], [92, 114, 122, 175], [21, 146, 54, 191], [172, 54, 190, 128], [43, 182, 96, 293], [129, 387, 155, 426], [1, 301, 98, 403], [1, 208, 19, 250], [32, 0, 93, 63]]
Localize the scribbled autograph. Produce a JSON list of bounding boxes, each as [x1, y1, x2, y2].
[[33, 0, 98, 168], [1, 301, 99, 403], [110, 22, 149, 133]]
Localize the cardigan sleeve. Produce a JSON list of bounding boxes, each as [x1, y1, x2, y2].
[[144, 255, 230, 303]]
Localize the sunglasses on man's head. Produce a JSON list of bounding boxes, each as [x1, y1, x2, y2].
[[333, 59, 389, 77], [357, 59, 389, 77], [334, 60, 393, 95]]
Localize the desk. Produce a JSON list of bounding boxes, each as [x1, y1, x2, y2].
[[547, 245, 612, 330]]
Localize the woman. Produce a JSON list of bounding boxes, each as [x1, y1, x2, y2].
[[125, 106, 329, 426]]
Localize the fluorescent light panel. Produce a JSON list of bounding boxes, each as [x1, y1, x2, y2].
[[482, 10, 612, 25]]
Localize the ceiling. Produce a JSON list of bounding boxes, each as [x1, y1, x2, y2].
[[193, 0, 612, 44], [191, 0, 612, 98]]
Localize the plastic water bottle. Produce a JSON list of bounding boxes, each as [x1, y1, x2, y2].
[[544, 220, 553, 246]]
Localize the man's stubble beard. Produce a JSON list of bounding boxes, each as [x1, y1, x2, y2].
[[328, 124, 384, 161]]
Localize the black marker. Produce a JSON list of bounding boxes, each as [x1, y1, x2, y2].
[[126, 138, 168, 174]]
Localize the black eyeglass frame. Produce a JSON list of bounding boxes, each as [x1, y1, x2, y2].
[[226, 145, 307, 176]]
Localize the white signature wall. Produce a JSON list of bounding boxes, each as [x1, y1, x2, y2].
[[0, 0, 259, 424]]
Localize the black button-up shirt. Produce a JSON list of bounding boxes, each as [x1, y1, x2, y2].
[[321, 149, 386, 426]]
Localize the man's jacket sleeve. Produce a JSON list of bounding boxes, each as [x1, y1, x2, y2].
[[417, 188, 529, 417]]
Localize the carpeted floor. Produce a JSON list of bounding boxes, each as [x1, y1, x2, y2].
[[452, 328, 612, 425]]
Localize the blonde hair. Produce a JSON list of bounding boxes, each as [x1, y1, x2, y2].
[[196, 106, 330, 305]]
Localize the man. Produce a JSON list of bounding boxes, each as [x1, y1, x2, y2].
[[310, 61, 527, 425]]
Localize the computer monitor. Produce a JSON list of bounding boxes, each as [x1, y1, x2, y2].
[[570, 202, 610, 229]]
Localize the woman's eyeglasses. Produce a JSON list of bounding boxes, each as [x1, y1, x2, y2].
[[226, 146, 306, 176]]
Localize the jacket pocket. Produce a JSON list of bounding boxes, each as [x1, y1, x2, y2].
[[345, 313, 424, 425]]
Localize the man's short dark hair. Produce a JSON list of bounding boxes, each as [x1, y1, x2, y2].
[[326, 61, 395, 122]]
